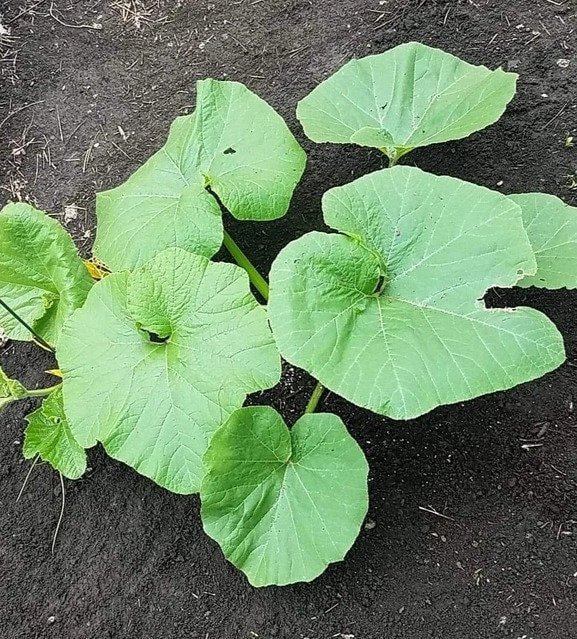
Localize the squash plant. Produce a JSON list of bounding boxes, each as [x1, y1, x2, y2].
[[1, 43, 577, 587]]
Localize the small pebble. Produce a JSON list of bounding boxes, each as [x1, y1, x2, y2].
[[557, 59, 570, 68]]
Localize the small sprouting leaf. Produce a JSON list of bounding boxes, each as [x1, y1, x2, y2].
[[0, 366, 27, 411], [297, 42, 517, 161], [0, 203, 93, 345], [509, 193, 577, 290], [201, 406, 368, 587], [23, 388, 87, 480], [268, 166, 565, 420], [95, 79, 306, 270], [57, 248, 281, 494]]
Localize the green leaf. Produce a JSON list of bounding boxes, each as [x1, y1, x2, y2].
[[297, 42, 517, 161], [268, 166, 565, 420], [0, 366, 27, 411], [0, 203, 93, 345], [23, 388, 87, 480], [95, 79, 306, 270], [57, 248, 281, 494], [509, 193, 577, 290], [201, 406, 368, 587]]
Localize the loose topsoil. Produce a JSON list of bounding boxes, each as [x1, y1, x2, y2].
[[1, 1, 576, 638]]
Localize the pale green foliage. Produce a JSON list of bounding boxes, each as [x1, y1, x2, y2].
[[57, 248, 280, 494], [268, 166, 565, 419], [95, 79, 307, 271], [23, 388, 87, 480], [0, 203, 93, 345], [297, 42, 517, 162], [0, 366, 27, 411], [201, 406, 368, 586], [510, 193, 577, 290]]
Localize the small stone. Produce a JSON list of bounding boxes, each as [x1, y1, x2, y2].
[[47, 616, 56, 625], [557, 59, 570, 68], [364, 518, 376, 530]]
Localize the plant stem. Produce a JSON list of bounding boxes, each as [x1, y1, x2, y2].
[[0, 297, 54, 352], [223, 227, 327, 414], [388, 154, 398, 168], [25, 384, 61, 398], [305, 381, 325, 414], [222, 230, 270, 301]]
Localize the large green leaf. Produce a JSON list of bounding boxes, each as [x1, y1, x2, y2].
[[201, 406, 368, 586], [0, 366, 27, 412], [57, 248, 281, 493], [268, 166, 565, 420], [297, 42, 517, 162], [95, 79, 306, 270], [0, 203, 93, 345], [509, 193, 577, 290], [23, 388, 87, 480]]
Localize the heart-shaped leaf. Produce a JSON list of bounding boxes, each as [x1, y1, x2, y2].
[[57, 248, 281, 493], [23, 388, 87, 480], [297, 42, 517, 162], [201, 406, 368, 586], [0, 203, 93, 346], [268, 166, 565, 420], [0, 365, 27, 412], [510, 193, 577, 290], [95, 79, 307, 270]]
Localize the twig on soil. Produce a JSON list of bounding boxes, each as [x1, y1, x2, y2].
[[16, 455, 40, 502], [540, 101, 570, 131], [109, 139, 132, 160], [324, 602, 340, 614], [549, 463, 566, 476], [7, 0, 46, 23], [419, 505, 455, 521], [82, 135, 98, 172], [55, 105, 63, 141], [0, 100, 44, 131], [63, 119, 87, 148], [52, 472, 65, 554], [48, 3, 102, 30]]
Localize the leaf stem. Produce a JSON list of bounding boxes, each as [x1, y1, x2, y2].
[[223, 228, 326, 414], [25, 384, 61, 398], [388, 154, 398, 168], [305, 381, 325, 414], [0, 298, 55, 352], [222, 230, 270, 301]]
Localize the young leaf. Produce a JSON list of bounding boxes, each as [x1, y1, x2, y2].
[[0, 203, 93, 346], [57, 248, 281, 494], [23, 388, 87, 480], [297, 42, 517, 162], [95, 79, 307, 271], [0, 366, 27, 411], [509, 193, 577, 290], [201, 406, 368, 587], [268, 166, 565, 420]]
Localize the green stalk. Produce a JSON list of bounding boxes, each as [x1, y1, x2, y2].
[[222, 230, 270, 301], [305, 381, 325, 414], [0, 298, 54, 352], [25, 383, 61, 398], [223, 227, 326, 413]]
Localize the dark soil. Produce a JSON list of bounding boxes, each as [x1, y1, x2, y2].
[[1, 1, 577, 638]]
